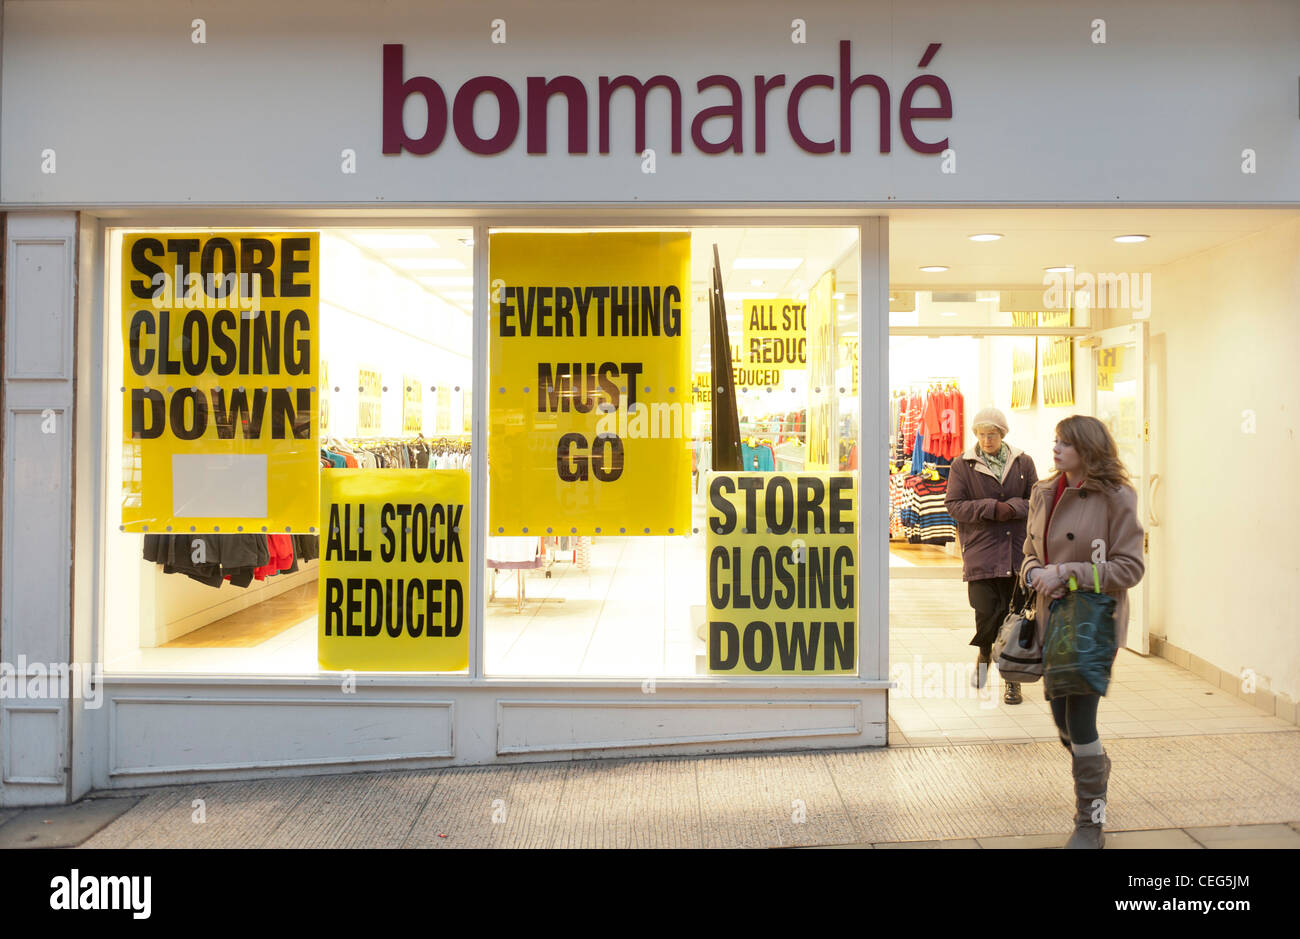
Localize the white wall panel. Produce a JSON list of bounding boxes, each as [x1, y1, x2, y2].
[[6, 237, 72, 379], [1, 212, 78, 805], [498, 698, 862, 754], [108, 696, 455, 776], [1, 705, 64, 785]]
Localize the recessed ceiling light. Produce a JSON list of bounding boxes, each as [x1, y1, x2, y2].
[[968, 233, 1003, 242], [889, 295, 897, 301], [920, 266, 949, 273], [1043, 265, 1074, 273], [749, 278, 766, 287], [940, 311, 958, 317], [833, 292, 845, 300], [734, 257, 803, 270], [1113, 234, 1149, 244]]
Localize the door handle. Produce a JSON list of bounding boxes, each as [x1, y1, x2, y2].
[[1147, 473, 1161, 527]]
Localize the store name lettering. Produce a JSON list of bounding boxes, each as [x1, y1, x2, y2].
[[382, 40, 951, 157]]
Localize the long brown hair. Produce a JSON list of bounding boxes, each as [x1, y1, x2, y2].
[[1049, 415, 1134, 490]]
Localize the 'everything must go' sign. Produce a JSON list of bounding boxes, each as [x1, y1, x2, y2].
[[488, 231, 693, 535]]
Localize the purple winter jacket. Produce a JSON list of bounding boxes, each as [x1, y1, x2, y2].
[[944, 444, 1039, 582]]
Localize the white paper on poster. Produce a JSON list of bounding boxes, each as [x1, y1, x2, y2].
[[171, 454, 268, 519]]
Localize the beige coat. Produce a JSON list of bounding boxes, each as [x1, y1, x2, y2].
[[1019, 475, 1145, 650]]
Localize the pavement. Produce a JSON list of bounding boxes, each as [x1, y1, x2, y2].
[[2, 730, 1299, 849]]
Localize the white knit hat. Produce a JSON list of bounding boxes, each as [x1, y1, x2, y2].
[[971, 407, 1009, 435]]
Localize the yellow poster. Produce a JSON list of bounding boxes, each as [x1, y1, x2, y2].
[[358, 368, 382, 434], [1039, 310, 1074, 407], [1009, 311, 1037, 410], [742, 299, 807, 370], [489, 232, 692, 535], [839, 337, 859, 395], [402, 375, 423, 433], [318, 469, 469, 671], [729, 341, 787, 389], [1096, 346, 1123, 391], [121, 232, 319, 533], [692, 371, 713, 405], [805, 271, 837, 469], [706, 472, 857, 675]]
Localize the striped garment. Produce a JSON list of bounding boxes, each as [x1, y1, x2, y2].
[[902, 476, 957, 545]]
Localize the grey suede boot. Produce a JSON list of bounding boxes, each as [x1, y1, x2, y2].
[[1064, 751, 1111, 849]]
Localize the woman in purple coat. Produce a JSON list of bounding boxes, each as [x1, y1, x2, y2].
[[944, 407, 1039, 704]]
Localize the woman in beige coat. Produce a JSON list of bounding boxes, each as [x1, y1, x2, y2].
[[1019, 415, 1144, 849]]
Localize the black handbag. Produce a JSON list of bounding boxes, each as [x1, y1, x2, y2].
[[991, 579, 1042, 683], [1044, 564, 1118, 697]]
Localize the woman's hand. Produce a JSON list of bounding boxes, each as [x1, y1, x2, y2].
[[1033, 565, 1068, 599]]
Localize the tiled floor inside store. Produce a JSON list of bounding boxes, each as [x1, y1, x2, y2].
[[887, 579, 1295, 746]]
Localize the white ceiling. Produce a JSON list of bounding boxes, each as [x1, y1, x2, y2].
[[888, 208, 1300, 288]]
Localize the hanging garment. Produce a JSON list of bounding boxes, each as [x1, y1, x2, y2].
[[904, 475, 957, 545]]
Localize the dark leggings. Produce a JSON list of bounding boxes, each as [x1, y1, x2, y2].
[[1050, 694, 1100, 746]]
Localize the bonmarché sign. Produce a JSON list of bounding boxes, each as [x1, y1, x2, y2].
[[382, 40, 952, 157]]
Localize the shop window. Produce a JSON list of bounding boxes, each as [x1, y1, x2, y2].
[[484, 226, 861, 678], [104, 228, 473, 674]]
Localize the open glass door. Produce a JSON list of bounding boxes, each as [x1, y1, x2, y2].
[[1088, 322, 1149, 654]]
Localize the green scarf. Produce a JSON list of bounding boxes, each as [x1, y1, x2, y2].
[[978, 442, 1010, 479]]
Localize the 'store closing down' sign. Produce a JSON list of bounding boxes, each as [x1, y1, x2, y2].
[[489, 232, 692, 535], [318, 470, 469, 671], [120, 232, 319, 532], [708, 473, 857, 675]]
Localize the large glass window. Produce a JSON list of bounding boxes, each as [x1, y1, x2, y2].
[[104, 227, 473, 674], [483, 226, 861, 678], [102, 222, 863, 680]]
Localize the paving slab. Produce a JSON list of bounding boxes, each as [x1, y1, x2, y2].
[[1183, 823, 1300, 849], [259, 769, 442, 849], [1206, 732, 1300, 792], [975, 832, 1067, 849], [1104, 828, 1203, 849], [696, 752, 855, 848], [549, 756, 701, 849], [404, 762, 570, 848], [0, 798, 141, 848], [86, 777, 318, 849], [1105, 735, 1300, 828], [825, 745, 1018, 843]]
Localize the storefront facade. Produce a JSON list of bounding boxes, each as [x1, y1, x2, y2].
[[1, 0, 1297, 805]]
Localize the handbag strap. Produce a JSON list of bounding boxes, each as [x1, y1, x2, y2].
[[1066, 564, 1103, 594], [1009, 576, 1034, 613]]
